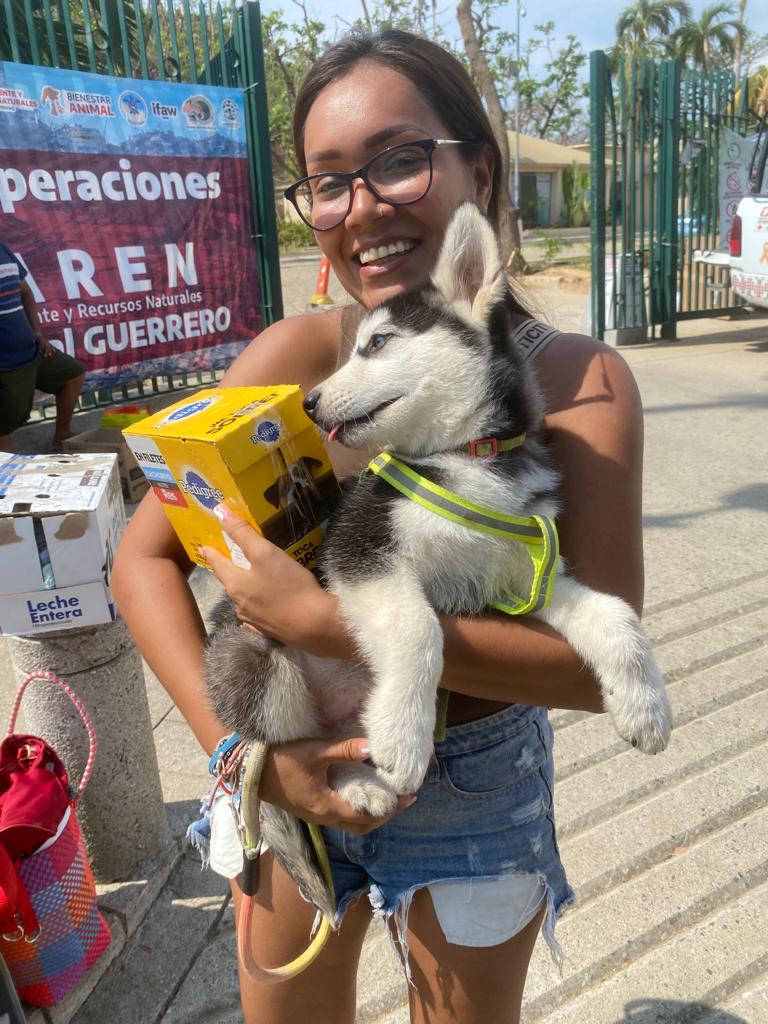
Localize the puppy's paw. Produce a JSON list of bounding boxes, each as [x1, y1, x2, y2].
[[605, 660, 673, 755], [368, 738, 432, 797], [329, 763, 398, 817]]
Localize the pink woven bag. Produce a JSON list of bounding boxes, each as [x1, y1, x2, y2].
[[0, 671, 110, 1007]]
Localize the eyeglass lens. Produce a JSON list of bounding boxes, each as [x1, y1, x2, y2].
[[294, 144, 433, 230]]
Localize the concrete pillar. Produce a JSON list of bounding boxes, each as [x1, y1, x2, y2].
[[6, 620, 170, 882]]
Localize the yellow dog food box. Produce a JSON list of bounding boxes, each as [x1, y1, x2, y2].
[[123, 387, 340, 572]]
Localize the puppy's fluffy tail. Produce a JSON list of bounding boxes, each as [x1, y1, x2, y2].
[[260, 803, 337, 923], [205, 616, 321, 742], [205, 607, 334, 919]]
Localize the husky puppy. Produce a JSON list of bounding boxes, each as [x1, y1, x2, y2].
[[205, 202, 672, 917]]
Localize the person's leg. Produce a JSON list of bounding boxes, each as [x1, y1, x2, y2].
[[52, 372, 85, 445], [402, 886, 546, 1024], [34, 350, 86, 446], [231, 850, 372, 1024], [0, 358, 38, 450]]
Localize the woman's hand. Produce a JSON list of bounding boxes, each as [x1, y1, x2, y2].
[[259, 736, 415, 834], [200, 505, 350, 656]]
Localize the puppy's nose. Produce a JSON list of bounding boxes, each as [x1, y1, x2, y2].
[[303, 390, 320, 419]]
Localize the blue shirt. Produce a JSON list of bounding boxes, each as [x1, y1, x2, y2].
[[0, 242, 37, 371]]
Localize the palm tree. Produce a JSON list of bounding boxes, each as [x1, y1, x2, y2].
[[0, 0, 141, 74], [670, 2, 744, 70], [614, 0, 693, 62]]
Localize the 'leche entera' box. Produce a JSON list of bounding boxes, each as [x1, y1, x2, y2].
[[122, 387, 340, 572], [0, 453, 125, 635]]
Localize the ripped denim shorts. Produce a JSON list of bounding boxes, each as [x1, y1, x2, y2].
[[321, 702, 574, 970]]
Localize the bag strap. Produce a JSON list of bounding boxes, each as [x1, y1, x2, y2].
[[0, 842, 39, 941], [7, 672, 96, 803]]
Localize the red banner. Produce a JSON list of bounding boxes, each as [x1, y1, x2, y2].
[[0, 63, 261, 392]]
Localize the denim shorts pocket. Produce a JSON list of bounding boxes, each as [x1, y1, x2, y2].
[[438, 722, 548, 800]]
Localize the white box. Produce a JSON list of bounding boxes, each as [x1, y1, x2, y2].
[[0, 453, 125, 635]]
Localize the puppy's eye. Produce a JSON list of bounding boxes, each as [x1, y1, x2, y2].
[[369, 333, 392, 352]]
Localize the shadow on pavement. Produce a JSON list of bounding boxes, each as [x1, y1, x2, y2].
[[614, 997, 748, 1022], [644, 480, 768, 529]]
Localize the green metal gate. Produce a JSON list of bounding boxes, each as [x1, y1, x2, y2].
[[0, 0, 282, 408], [590, 51, 749, 341]]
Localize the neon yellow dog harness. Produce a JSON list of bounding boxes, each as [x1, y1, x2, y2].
[[367, 449, 560, 615]]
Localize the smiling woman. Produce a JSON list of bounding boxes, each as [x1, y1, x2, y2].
[[112, 27, 650, 1024]]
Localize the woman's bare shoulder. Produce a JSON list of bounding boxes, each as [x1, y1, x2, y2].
[[220, 308, 344, 392], [535, 329, 642, 427]]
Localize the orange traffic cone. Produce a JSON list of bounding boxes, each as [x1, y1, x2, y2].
[[310, 255, 335, 306]]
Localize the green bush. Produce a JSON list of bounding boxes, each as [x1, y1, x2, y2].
[[562, 163, 590, 228], [543, 237, 562, 261], [278, 218, 317, 251]]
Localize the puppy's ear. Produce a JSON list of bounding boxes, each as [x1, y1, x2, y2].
[[431, 202, 505, 323]]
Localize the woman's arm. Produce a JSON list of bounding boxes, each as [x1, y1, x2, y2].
[[112, 311, 414, 830]]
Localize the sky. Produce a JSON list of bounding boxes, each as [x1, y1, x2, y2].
[[260, 0, 768, 76]]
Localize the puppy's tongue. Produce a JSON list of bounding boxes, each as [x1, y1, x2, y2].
[[327, 423, 342, 444]]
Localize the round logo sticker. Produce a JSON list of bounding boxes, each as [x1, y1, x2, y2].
[[118, 91, 148, 126], [182, 94, 215, 129], [254, 420, 281, 444], [163, 396, 218, 424], [181, 471, 223, 510]]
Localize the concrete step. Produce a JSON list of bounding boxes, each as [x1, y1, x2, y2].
[[523, 805, 768, 1018], [642, 570, 768, 644], [561, 738, 768, 901], [702, 968, 768, 1022], [555, 687, 768, 839], [549, 574, 768, 735], [553, 642, 768, 780], [528, 878, 768, 1024]]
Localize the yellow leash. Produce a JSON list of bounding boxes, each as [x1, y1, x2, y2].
[[236, 741, 337, 985]]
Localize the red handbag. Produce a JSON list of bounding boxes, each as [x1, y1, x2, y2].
[[0, 671, 110, 1006]]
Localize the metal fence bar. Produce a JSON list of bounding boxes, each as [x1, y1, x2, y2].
[[58, 0, 79, 69], [2, 0, 22, 63], [589, 50, 607, 340], [115, 0, 133, 79], [198, 2, 212, 85], [24, 0, 41, 66], [80, 0, 98, 72]]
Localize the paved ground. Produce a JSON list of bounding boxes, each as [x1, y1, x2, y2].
[[1, 260, 767, 1023]]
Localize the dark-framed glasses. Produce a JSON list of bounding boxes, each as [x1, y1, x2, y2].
[[284, 138, 478, 231]]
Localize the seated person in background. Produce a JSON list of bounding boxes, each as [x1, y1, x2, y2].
[[0, 240, 86, 452]]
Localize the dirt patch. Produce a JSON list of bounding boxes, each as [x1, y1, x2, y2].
[[523, 264, 591, 293]]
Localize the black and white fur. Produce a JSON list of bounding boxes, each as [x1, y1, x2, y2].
[[206, 203, 673, 919]]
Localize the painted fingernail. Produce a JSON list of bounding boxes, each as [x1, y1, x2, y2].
[[213, 503, 226, 521]]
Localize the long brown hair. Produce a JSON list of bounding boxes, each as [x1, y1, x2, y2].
[[292, 30, 504, 230]]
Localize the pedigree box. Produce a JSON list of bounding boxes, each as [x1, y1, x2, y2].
[[122, 387, 340, 571], [0, 453, 125, 634]]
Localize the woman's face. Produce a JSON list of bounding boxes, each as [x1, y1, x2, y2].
[[300, 62, 493, 309]]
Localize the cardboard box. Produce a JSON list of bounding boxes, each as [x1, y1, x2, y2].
[[0, 453, 125, 635], [63, 428, 150, 503], [123, 387, 340, 572]]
